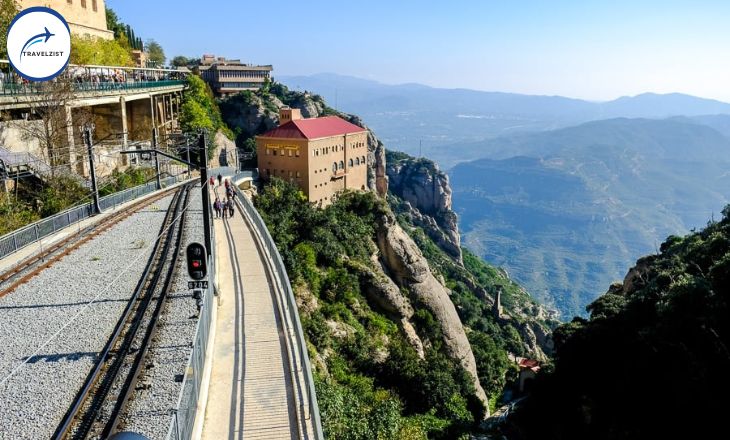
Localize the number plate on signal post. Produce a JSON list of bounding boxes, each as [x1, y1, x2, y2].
[[188, 280, 208, 289]]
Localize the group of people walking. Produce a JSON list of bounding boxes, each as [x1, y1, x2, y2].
[[211, 174, 236, 219]]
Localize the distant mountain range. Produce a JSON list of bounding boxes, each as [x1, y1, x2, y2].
[[279, 73, 730, 157], [279, 74, 730, 319], [449, 117, 730, 317]]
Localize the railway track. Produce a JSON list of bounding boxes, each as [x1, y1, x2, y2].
[[52, 183, 192, 440], [0, 183, 186, 299]]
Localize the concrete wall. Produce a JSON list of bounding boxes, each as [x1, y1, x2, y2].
[[126, 99, 152, 141], [0, 121, 43, 159], [2, 90, 181, 181]]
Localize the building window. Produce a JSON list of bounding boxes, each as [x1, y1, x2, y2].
[[273, 149, 277, 156], [92, 0, 97, 11], [332, 162, 337, 173], [349, 158, 354, 167], [361, 156, 366, 164], [80, 0, 86, 7], [355, 157, 360, 166], [266, 149, 271, 155], [339, 160, 344, 170], [295, 150, 300, 157], [288, 150, 293, 157], [289, 171, 293, 177], [296, 171, 301, 177]]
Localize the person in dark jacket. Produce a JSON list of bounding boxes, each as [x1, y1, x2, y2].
[[228, 199, 235, 218], [217, 174, 223, 186], [213, 197, 221, 218]]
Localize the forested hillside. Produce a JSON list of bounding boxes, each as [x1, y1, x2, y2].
[[505, 207, 730, 440], [255, 180, 553, 439], [450, 118, 730, 318]]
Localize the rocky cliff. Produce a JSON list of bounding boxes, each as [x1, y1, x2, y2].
[[374, 209, 489, 408], [220, 83, 556, 421], [386, 152, 462, 262], [219, 87, 389, 197]]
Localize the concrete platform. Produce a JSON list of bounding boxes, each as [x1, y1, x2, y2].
[[201, 187, 299, 440]]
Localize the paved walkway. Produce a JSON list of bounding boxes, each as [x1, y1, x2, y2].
[[201, 186, 298, 440]]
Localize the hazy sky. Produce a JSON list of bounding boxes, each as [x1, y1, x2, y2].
[[107, 0, 730, 101]]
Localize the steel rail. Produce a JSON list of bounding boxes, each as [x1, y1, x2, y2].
[[52, 184, 190, 439], [0, 185, 182, 298]]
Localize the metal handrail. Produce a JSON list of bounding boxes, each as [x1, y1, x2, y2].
[[0, 174, 184, 260], [232, 176, 324, 439], [0, 59, 187, 97]]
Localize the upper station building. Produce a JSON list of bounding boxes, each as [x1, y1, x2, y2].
[[256, 108, 368, 206], [18, 0, 114, 40], [196, 55, 273, 96]]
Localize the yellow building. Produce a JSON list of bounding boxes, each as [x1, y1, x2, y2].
[[256, 108, 369, 206], [19, 0, 114, 40]]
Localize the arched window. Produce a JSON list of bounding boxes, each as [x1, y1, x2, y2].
[[361, 156, 366, 164], [355, 157, 360, 165], [339, 160, 344, 170], [349, 158, 354, 167], [332, 162, 337, 172]]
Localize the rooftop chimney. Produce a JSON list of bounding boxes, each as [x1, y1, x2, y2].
[[279, 107, 302, 125]]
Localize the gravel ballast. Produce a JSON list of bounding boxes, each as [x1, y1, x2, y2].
[[120, 184, 205, 439], [0, 194, 175, 440]]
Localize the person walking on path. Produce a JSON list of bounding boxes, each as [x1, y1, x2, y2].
[[209, 176, 215, 187], [213, 197, 221, 218], [217, 174, 223, 186], [227, 199, 235, 218]]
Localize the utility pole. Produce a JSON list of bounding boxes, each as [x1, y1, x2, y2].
[[199, 132, 213, 259], [83, 123, 102, 215], [185, 138, 192, 177], [152, 128, 162, 190]]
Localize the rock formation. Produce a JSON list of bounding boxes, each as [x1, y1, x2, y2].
[[387, 155, 462, 262], [374, 210, 489, 414]]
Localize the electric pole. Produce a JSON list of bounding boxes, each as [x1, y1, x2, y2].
[[152, 128, 162, 190], [199, 131, 213, 259], [185, 138, 192, 177], [83, 123, 102, 215]]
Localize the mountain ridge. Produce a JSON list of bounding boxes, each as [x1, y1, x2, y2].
[[279, 73, 730, 158], [449, 117, 730, 318]]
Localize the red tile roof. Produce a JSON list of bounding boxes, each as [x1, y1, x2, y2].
[[259, 116, 366, 140], [518, 358, 541, 372]]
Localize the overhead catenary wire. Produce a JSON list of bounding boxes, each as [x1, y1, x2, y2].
[[0, 179, 208, 390]]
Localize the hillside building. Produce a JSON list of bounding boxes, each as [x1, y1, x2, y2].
[[195, 55, 273, 96], [18, 0, 114, 40], [256, 108, 368, 206]]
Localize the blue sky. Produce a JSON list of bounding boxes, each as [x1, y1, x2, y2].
[[106, 0, 730, 101]]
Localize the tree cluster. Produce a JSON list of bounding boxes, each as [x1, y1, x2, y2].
[[0, 0, 19, 59], [106, 8, 143, 51], [255, 179, 540, 439], [507, 207, 730, 440]]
